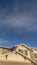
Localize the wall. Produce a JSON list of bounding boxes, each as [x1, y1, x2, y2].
[[7, 52, 31, 63], [3, 48, 10, 54]]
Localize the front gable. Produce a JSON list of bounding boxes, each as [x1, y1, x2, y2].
[[16, 44, 31, 59]]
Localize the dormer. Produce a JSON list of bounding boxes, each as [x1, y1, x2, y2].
[[10, 44, 32, 59]]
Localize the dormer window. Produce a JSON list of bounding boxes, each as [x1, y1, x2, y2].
[[34, 54, 37, 58], [18, 49, 28, 56], [18, 49, 23, 54]]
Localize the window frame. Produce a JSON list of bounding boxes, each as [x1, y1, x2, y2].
[[34, 54, 37, 58], [24, 50, 28, 55], [18, 49, 28, 56]]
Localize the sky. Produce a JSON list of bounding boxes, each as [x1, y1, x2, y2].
[[0, 0, 37, 48]]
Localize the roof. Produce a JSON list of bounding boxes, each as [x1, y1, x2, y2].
[[0, 43, 37, 51], [0, 46, 10, 49], [12, 43, 33, 51], [31, 47, 37, 51]]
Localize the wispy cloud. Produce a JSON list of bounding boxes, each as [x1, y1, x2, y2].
[[0, 39, 9, 44]]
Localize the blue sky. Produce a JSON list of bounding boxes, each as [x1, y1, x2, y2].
[[0, 0, 37, 48]]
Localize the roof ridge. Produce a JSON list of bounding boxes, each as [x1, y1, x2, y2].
[[14, 43, 33, 51]]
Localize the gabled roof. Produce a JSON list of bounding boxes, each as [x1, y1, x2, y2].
[[13, 43, 37, 52], [31, 47, 37, 51], [12, 43, 33, 51]]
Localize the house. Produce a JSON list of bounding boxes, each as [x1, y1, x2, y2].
[[0, 44, 37, 65]]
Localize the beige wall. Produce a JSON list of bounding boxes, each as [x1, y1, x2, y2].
[[3, 48, 10, 54], [0, 61, 34, 65], [0, 55, 6, 61], [0, 51, 31, 63], [7, 52, 31, 63]]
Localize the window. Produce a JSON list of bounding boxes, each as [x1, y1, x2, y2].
[[24, 50, 28, 55], [34, 54, 37, 58], [18, 49, 28, 56], [18, 49, 23, 54]]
